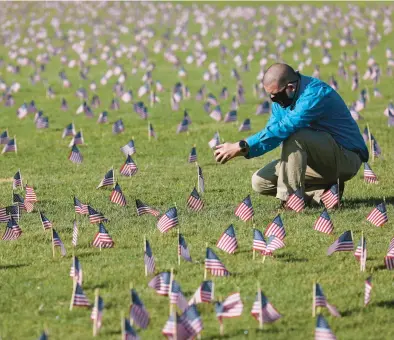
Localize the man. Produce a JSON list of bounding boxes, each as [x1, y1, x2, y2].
[[214, 63, 368, 206]]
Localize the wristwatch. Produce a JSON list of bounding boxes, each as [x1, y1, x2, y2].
[[239, 140, 249, 155]]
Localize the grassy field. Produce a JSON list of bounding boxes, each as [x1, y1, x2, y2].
[[0, 2, 393, 339]]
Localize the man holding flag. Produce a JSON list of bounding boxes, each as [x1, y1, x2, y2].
[[214, 63, 368, 206]]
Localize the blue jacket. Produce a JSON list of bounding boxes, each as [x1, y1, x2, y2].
[[245, 74, 369, 162]]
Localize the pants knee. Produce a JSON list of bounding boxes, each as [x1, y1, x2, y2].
[[251, 172, 275, 195]]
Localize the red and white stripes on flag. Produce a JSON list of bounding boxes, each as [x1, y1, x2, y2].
[[366, 202, 388, 227], [234, 195, 254, 222], [286, 189, 305, 212], [216, 224, 238, 254], [72, 220, 78, 247], [187, 188, 204, 212], [384, 237, 394, 270], [364, 277, 372, 306]]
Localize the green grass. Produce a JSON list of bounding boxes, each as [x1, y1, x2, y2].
[[0, 2, 393, 339]]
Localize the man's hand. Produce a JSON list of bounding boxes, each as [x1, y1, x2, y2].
[[214, 142, 243, 164]]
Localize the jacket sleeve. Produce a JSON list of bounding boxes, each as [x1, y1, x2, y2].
[[245, 86, 329, 159]]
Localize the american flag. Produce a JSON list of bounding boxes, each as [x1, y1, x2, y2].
[[371, 135, 382, 157], [120, 155, 138, 177], [205, 247, 230, 277], [17, 103, 28, 119], [176, 119, 189, 134], [170, 280, 188, 312], [364, 276, 372, 306], [34, 110, 43, 122], [189, 281, 213, 305], [74, 196, 88, 215], [256, 101, 271, 115], [178, 304, 203, 340], [184, 110, 192, 124], [265, 235, 285, 255], [384, 237, 394, 269], [238, 118, 251, 131], [62, 123, 76, 138], [0, 130, 9, 144], [13, 169, 22, 189], [144, 239, 156, 274], [120, 140, 136, 156], [2, 218, 22, 241], [130, 289, 150, 329], [197, 165, 205, 193], [327, 230, 354, 255], [314, 209, 334, 234], [187, 187, 204, 212], [123, 318, 139, 340], [112, 119, 125, 134], [209, 105, 222, 122], [2, 138, 17, 154], [72, 283, 90, 307], [110, 183, 127, 206], [2, 205, 19, 222], [315, 314, 337, 340], [178, 233, 192, 262], [162, 314, 179, 338], [35, 116, 49, 129], [68, 144, 83, 164], [363, 163, 378, 183], [157, 207, 178, 233], [70, 256, 83, 285], [148, 272, 171, 296], [97, 168, 115, 188], [92, 223, 114, 248], [253, 229, 267, 254], [188, 146, 197, 163], [251, 291, 281, 323], [13, 193, 27, 211], [354, 237, 367, 262], [135, 199, 160, 217], [286, 188, 305, 212], [234, 195, 254, 222], [217, 224, 238, 254], [97, 111, 108, 124], [53, 229, 66, 256], [264, 214, 285, 240], [72, 220, 78, 247], [207, 93, 218, 105], [91, 296, 104, 330], [40, 212, 52, 230], [215, 293, 243, 319], [220, 87, 229, 100], [88, 206, 108, 224], [208, 132, 220, 149], [314, 283, 341, 317], [321, 184, 339, 209], [69, 130, 84, 147], [223, 110, 237, 123], [366, 202, 388, 227], [25, 184, 37, 202], [148, 123, 157, 139]]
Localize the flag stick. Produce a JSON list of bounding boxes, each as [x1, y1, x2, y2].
[[252, 223, 256, 260], [177, 228, 181, 266], [312, 281, 316, 317], [14, 135, 17, 154], [257, 282, 263, 330], [337, 178, 340, 209], [51, 229, 55, 258], [371, 139, 375, 163], [144, 235, 148, 276], [129, 282, 134, 325], [204, 242, 208, 279], [196, 162, 200, 193], [169, 268, 174, 316], [69, 280, 76, 311], [93, 288, 99, 336], [360, 231, 364, 272]]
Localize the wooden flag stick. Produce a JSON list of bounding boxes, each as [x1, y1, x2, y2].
[[196, 162, 200, 193], [14, 136, 17, 154], [93, 288, 99, 336], [360, 231, 364, 272], [312, 281, 316, 317], [177, 228, 181, 266], [204, 242, 208, 279], [337, 178, 341, 209], [69, 280, 76, 311], [257, 282, 263, 330], [169, 268, 174, 316], [144, 235, 148, 276], [51, 229, 55, 258], [129, 282, 134, 325], [252, 223, 256, 260]]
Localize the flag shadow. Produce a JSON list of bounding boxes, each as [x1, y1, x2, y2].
[[0, 263, 29, 270], [274, 253, 309, 263], [374, 300, 394, 309], [343, 196, 394, 209]]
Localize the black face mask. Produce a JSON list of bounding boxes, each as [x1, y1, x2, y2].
[[270, 87, 294, 108]]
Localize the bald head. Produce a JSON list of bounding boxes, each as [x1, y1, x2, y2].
[[263, 63, 298, 91]]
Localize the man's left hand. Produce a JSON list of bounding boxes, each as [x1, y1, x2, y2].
[[214, 142, 242, 164]]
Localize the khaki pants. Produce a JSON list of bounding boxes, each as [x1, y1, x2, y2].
[[251, 128, 362, 202]]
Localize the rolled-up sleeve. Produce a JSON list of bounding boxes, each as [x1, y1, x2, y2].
[[245, 85, 329, 159]]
